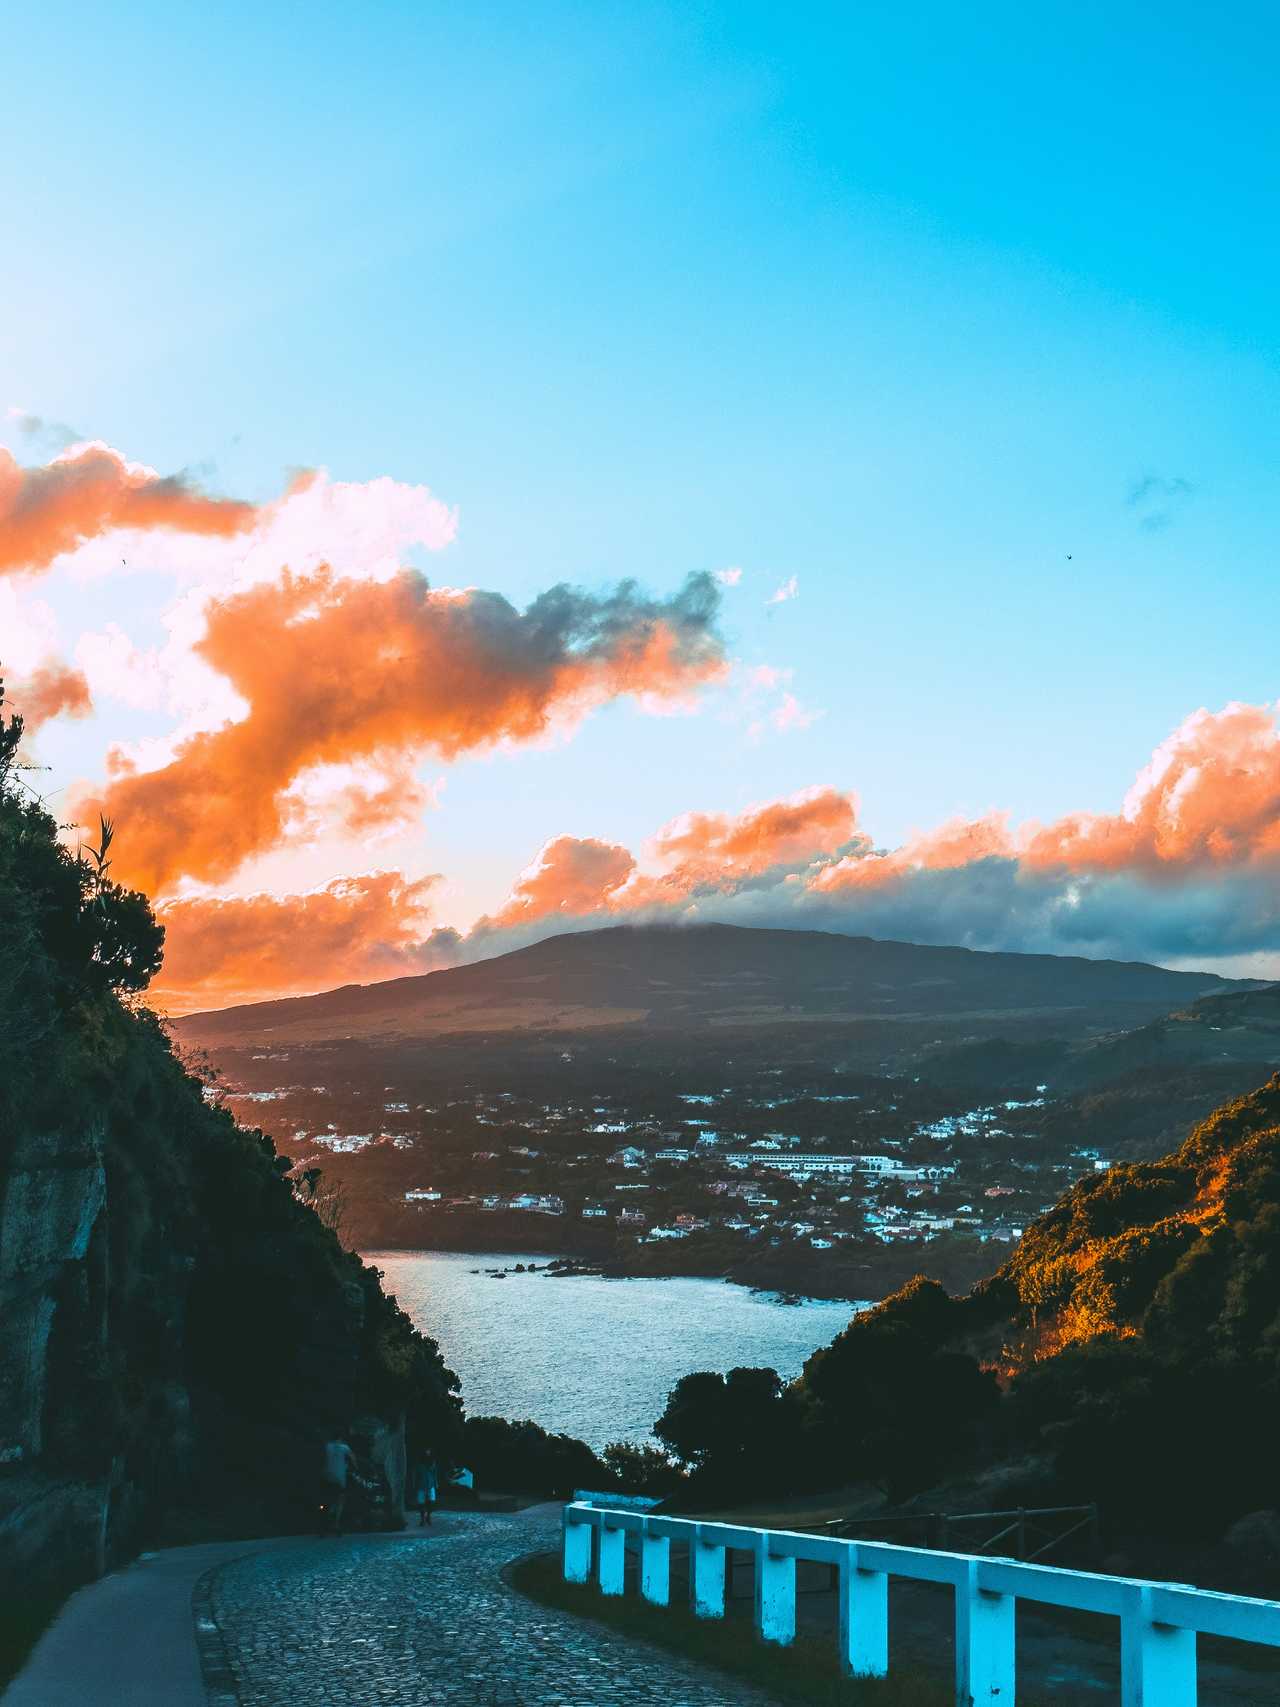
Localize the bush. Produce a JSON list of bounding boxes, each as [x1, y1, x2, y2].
[[601, 1440, 685, 1498], [462, 1415, 606, 1497]]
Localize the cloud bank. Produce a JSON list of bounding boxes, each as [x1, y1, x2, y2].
[[152, 702, 1280, 1008], [155, 872, 458, 1012]]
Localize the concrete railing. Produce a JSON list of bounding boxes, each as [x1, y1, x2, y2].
[[562, 1500, 1280, 1705]]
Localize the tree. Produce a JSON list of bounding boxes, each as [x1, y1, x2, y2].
[[654, 1366, 811, 1499], [601, 1441, 684, 1497], [0, 690, 164, 1005], [801, 1278, 998, 1499]]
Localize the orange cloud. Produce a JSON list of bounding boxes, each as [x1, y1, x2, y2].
[[815, 702, 1280, 894], [813, 812, 1013, 893], [152, 871, 453, 1012], [5, 660, 93, 731], [479, 786, 859, 932], [0, 442, 264, 575], [650, 786, 858, 884], [1022, 702, 1280, 875], [487, 835, 636, 928], [81, 565, 725, 895]]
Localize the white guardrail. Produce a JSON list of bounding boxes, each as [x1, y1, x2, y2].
[[562, 1501, 1280, 1705]]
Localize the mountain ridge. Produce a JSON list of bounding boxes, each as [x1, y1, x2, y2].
[[174, 921, 1263, 1047]]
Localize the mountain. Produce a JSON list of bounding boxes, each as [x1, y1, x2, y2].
[[174, 923, 1260, 1049]]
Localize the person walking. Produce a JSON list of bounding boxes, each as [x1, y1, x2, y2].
[[410, 1453, 439, 1525], [320, 1435, 358, 1536]]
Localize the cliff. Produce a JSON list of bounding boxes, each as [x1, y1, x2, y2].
[[0, 695, 462, 1611]]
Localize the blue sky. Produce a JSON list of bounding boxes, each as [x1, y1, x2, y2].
[[3, 1, 1280, 993]]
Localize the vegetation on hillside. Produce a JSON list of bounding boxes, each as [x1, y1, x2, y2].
[[0, 685, 464, 1571], [651, 1072, 1280, 1559]]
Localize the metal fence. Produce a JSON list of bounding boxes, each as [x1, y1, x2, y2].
[[562, 1500, 1280, 1705], [819, 1502, 1100, 1564]]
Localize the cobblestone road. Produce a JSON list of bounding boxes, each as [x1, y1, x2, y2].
[[206, 1505, 775, 1706]]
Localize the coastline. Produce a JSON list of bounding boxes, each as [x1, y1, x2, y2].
[[359, 1221, 1001, 1304], [364, 1247, 862, 1306]]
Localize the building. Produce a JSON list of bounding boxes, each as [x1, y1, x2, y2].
[[507, 1193, 565, 1214], [724, 1152, 865, 1176]]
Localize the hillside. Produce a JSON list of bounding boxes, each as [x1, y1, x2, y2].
[[1055, 979, 1280, 1088], [174, 922, 1257, 1049], [0, 698, 464, 1617], [681, 1071, 1280, 1573]]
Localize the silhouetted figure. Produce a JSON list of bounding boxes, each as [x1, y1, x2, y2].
[[411, 1454, 439, 1525], [320, 1435, 358, 1535]]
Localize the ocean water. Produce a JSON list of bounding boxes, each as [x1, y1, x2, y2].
[[366, 1249, 860, 1451]]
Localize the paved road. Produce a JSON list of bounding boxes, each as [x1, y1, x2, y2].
[[206, 1505, 774, 1706], [3, 1538, 291, 1707]]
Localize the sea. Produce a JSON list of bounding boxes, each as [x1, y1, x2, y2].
[[366, 1249, 861, 1452]]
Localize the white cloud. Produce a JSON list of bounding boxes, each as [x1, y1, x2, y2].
[[0, 582, 60, 674], [54, 468, 457, 592]]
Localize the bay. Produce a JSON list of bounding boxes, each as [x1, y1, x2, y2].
[[367, 1249, 861, 1452]]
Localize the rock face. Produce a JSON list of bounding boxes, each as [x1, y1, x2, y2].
[[0, 1129, 120, 1595], [0, 1054, 464, 1608], [0, 1089, 462, 1604], [1, 1131, 107, 1464]]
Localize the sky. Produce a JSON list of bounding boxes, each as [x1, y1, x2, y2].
[[3, 1, 1280, 1009]]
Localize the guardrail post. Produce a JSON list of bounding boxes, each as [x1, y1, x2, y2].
[[568, 1504, 1280, 1703], [840, 1545, 888, 1677], [563, 1511, 592, 1584], [640, 1527, 670, 1606], [755, 1536, 796, 1646], [691, 1529, 726, 1619], [955, 1560, 1015, 1704], [1120, 1586, 1196, 1707], [598, 1520, 626, 1597]]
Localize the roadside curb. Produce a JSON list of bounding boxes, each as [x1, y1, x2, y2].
[[191, 1558, 245, 1707]]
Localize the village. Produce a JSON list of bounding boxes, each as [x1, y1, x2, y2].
[[218, 1060, 1115, 1274], [383, 1095, 1098, 1251]]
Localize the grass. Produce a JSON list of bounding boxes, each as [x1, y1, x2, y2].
[[507, 1550, 951, 1707]]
